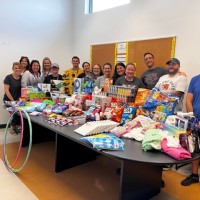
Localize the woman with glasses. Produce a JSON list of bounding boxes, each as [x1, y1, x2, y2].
[[41, 57, 52, 82], [94, 62, 113, 89], [19, 56, 30, 75], [3, 62, 22, 135], [21, 60, 42, 88], [91, 64, 103, 80]]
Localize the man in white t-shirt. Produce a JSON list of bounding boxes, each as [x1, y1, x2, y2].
[[155, 58, 188, 111]]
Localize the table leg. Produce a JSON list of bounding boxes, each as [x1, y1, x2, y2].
[[119, 160, 162, 200], [55, 133, 97, 172], [22, 119, 55, 147]]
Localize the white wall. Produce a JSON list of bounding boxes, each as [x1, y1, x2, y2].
[[72, 0, 200, 80], [1, 0, 200, 124], [0, 0, 73, 124]]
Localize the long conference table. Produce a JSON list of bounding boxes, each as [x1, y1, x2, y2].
[[22, 115, 200, 200]]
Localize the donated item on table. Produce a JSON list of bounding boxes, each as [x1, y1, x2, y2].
[[38, 83, 51, 93], [73, 78, 82, 93], [50, 92, 60, 103], [103, 78, 113, 92], [43, 108, 53, 116], [111, 120, 141, 138], [73, 93, 87, 110], [164, 115, 200, 155], [21, 102, 46, 113], [161, 138, 191, 160], [35, 102, 46, 112], [21, 87, 45, 100], [111, 102, 125, 123], [152, 110, 167, 123], [67, 115, 86, 124], [93, 95, 112, 112], [139, 87, 179, 122], [142, 129, 163, 151], [121, 104, 137, 125], [52, 104, 68, 114], [144, 87, 179, 112], [80, 133, 125, 150], [45, 117, 74, 126], [59, 94, 67, 105], [75, 77, 95, 94], [81, 79, 94, 94], [134, 88, 151, 106], [108, 85, 138, 102], [21, 87, 36, 98], [123, 127, 145, 141], [51, 80, 65, 94], [74, 120, 119, 136], [29, 92, 46, 100], [163, 124, 185, 138], [136, 106, 155, 119], [62, 109, 83, 117], [165, 115, 189, 131]]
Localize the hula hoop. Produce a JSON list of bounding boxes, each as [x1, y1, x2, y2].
[[3, 108, 32, 173], [5, 109, 24, 168]]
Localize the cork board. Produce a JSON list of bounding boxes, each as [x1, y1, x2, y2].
[[91, 37, 176, 77]]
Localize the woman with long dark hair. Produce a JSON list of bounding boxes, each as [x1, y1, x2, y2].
[[112, 62, 126, 84], [21, 60, 42, 87]]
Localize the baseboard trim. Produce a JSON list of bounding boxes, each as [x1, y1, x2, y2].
[[0, 124, 6, 129]]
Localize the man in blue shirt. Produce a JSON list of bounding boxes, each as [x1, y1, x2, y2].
[[181, 74, 200, 186]]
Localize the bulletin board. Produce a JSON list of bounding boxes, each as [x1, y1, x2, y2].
[[90, 37, 176, 77]]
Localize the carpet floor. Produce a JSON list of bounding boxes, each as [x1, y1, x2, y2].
[[0, 129, 200, 200]]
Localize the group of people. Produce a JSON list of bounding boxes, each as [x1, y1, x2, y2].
[[3, 53, 200, 186]]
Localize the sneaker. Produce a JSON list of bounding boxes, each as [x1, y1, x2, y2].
[[10, 129, 17, 135], [163, 165, 172, 171], [181, 174, 199, 186], [15, 125, 21, 134]]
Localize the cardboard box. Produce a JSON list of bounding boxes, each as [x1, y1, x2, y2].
[[93, 95, 112, 112]]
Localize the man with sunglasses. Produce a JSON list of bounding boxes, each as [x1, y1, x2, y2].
[[63, 56, 83, 95]]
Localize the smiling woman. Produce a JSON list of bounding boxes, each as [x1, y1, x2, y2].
[[85, 0, 130, 14]]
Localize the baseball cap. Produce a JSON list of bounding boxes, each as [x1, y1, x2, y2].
[[166, 58, 180, 65], [51, 63, 59, 68]]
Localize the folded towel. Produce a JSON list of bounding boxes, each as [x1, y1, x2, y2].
[[142, 129, 162, 151], [161, 138, 191, 160]]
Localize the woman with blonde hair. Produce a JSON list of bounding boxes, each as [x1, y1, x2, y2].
[[41, 57, 52, 82]]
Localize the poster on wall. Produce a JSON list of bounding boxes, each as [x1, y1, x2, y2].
[[116, 55, 126, 64], [117, 42, 127, 54]]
